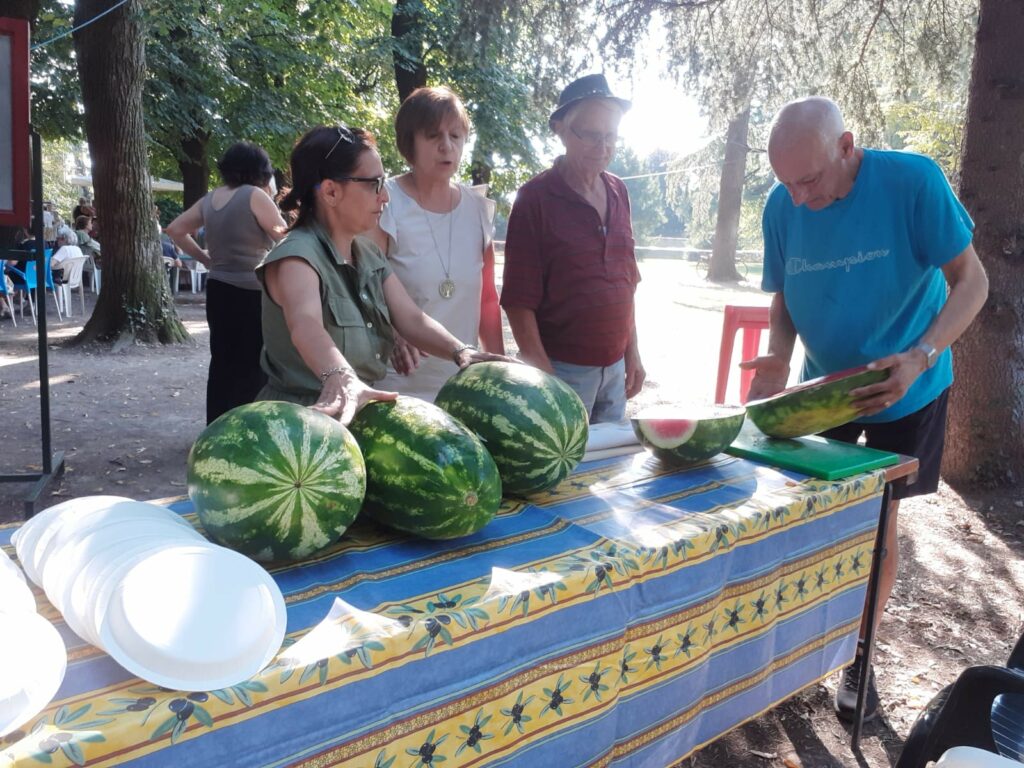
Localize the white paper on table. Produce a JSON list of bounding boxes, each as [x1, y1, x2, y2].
[[583, 422, 642, 462]]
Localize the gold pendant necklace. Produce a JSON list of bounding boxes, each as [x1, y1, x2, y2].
[[418, 182, 456, 299]]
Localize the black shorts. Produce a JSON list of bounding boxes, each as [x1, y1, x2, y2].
[[819, 388, 949, 500]]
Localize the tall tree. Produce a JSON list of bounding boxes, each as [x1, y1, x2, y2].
[[145, 0, 394, 209], [944, 0, 1024, 486], [72, 0, 187, 344]]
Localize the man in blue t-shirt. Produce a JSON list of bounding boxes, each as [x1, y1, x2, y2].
[[743, 96, 989, 723]]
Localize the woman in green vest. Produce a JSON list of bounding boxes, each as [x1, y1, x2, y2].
[[257, 125, 509, 424]]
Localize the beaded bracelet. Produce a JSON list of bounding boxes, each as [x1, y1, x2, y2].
[[318, 365, 351, 383]]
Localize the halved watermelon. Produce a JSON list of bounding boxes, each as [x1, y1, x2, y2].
[[632, 405, 746, 466], [745, 365, 890, 438]]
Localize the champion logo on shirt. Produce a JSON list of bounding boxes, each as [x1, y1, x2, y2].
[[786, 248, 891, 276]]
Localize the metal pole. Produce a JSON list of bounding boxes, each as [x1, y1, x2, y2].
[[852, 481, 893, 749], [31, 128, 54, 475]]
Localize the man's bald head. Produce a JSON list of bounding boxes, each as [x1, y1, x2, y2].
[[768, 97, 846, 156], [767, 96, 860, 210]]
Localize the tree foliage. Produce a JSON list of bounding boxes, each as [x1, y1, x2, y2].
[[388, 0, 596, 194]]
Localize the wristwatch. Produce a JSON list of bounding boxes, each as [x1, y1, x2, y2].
[[914, 342, 938, 369]]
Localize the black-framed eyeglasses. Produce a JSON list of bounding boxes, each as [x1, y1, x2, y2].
[[324, 126, 356, 159], [569, 125, 621, 149], [330, 176, 386, 194]]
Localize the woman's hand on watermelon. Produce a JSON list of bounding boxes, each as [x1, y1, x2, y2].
[[850, 351, 925, 416], [455, 348, 518, 369], [740, 354, 791, 400], [390, 333, 424, 375], [313, 371, 398, 425]]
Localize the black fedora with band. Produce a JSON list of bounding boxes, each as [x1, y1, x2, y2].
[[549, 74, 631, 129]]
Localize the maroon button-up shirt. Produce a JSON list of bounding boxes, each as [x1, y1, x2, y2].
[[500, 162, 640, 367]]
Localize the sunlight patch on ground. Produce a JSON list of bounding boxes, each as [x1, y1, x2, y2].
[[0, 355, 38, 368]]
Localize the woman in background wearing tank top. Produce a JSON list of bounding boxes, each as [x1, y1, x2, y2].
[[166, 142, 287, 423], [366, 86, 504, 402]]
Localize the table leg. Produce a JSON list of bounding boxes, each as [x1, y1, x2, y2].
[[852, 480, 893, 749]]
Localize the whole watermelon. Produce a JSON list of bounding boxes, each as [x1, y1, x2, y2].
[[434, 362, 589, 496], [187, 401, 366, 562], [746, 366, 889, 438], [632, 406, 746, 466], [348, 397, 501, 539]]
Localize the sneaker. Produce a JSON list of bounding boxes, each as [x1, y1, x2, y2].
[[835, 655, 880, 723]]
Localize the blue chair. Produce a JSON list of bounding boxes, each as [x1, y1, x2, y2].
[[8, 250, 63, 325], [896, 633, 1024, 767]]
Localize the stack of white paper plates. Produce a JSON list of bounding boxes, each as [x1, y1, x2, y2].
[[12, 496, 133, 586], [99, 544, 287, 691], [0, 609, 67, 738], [12, 495, 287, 692]]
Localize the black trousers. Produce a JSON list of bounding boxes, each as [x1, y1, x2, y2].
[[205, 278, 266, 424]]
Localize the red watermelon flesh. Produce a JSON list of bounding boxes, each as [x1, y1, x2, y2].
[[634, 417, 697, 449]]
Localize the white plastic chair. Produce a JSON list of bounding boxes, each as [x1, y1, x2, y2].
[[190, 261, 208, 293], [56, 255, 90, 316], [935, 746, 1021, 767]]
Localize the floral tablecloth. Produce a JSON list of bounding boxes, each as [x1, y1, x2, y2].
[[0, 452, 884, 767]]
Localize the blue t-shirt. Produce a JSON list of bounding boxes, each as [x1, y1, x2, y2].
[[762, 149, 974, 423]]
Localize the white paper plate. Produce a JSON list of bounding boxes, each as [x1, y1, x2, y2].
[[0, 570, 36, 615], [14, 496, 133, 585], [58, 525, 205, 644], [0, 549, 27, 585], [100, 544, 286, 691], [81, 537, 209, 649], [0, 609, 67, 739], [44, 514, 203, 615]]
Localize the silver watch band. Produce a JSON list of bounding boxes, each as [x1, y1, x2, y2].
[[915, 342, 938, 369]]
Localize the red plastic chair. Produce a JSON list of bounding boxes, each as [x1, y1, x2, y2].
[[715, 305, 770, 404]]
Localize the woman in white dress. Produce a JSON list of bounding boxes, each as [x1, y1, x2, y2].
[[367, 86, 504, 401]]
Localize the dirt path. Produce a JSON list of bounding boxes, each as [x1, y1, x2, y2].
[[1, 263, 1021, 767]]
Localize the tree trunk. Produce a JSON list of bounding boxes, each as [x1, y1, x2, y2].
[[943, 0, 1024, 486], [391, 1, 427, 102], [707, 105, 750, 283], [72, 0, 188, 344], [179, 132, 211, 211], [470, 155, 492, 187]]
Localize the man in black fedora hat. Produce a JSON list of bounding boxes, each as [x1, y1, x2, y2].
[[502, 74, 646, 423]]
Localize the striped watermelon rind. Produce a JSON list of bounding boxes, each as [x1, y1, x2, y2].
[[434, 361, 589, 496], [745, 366, 889, 438], [187, 401, 366, 562], [633, 406, 746, 466], [348, 397, 502, 539]]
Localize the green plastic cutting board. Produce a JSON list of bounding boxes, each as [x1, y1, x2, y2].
[[726, 423, 899, 480]]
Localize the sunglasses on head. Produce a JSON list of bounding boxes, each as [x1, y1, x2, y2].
[[324, 126, 355, 159]]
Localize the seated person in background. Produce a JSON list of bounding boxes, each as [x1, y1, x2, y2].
[[50, 229, 85, 283], [5, 228, 35, 285], [161, 234, 184, 268], [75, 216, 102, 259]]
